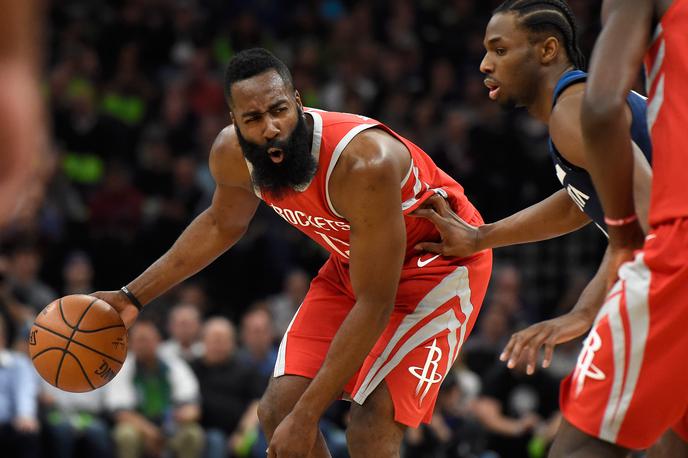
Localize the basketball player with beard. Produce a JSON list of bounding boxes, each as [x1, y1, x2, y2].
[[93, 48, 492, 457]]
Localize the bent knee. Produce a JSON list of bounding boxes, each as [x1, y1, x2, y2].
[[258, 395, 287, 432]]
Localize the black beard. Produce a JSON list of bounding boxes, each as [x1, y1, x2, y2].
[[236, 110, 317, 199]]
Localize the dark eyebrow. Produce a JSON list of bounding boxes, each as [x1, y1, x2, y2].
[[241, 99, 289, 119], [485, 36, 504, 47]]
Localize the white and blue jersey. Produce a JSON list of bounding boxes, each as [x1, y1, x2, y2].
[[549, 70, 652, 234]]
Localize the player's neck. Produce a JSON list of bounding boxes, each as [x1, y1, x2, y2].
[[528, 63, 576, 124]]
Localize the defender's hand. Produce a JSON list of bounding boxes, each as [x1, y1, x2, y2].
[[90, 290, 139, 329], [412, 194, 481, 257], [500, 311, 594, 375]]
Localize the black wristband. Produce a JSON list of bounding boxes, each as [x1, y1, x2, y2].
[[120, 286, 144, 311]]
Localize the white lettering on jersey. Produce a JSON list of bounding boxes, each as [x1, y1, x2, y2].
[[270, 204, 350, 232], [555, 164, 590, 211]]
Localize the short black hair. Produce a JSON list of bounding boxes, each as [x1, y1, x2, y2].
[[494, 0, 587, 70], [224, 48, 294, 106]]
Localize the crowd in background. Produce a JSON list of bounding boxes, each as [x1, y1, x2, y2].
[[0, 0, 612, 457]]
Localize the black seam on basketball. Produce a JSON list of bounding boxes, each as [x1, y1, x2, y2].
[[31, 346, 66, 361], [33, 323, 125, 365], [55, 298, 99, 386], [58, 297, 77, 329], [64, 352, 95, 390], [75, 323, 126, 333]]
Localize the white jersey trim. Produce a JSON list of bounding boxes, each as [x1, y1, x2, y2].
[[325, 124, 377, 218]]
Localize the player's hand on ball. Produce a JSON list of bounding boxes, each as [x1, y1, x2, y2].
[[268, 411, 317, 458], [412, 194, 481, 257], [500, 311, 594, 375], [90, 290, 139, 329]]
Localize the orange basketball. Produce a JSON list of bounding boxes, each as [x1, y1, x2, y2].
[[29, 294, 128, 392]]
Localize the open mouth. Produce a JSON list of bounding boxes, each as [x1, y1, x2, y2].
[[484, 79, 501, 100], [268, 147, 285, 164]]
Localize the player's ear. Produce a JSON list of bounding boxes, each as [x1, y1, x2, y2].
[[541, 36, 560, 65], [294, 90, 303, 109], [229, 111, 236, 125]]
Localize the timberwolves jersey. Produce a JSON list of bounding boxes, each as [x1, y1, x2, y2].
[[548, 70, 652, 233]]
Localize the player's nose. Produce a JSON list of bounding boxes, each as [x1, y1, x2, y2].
[[263, 118, 280, 141], [480, 54, 493, 74]]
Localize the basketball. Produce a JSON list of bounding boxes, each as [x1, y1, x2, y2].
[[29, 294, 128, 393]]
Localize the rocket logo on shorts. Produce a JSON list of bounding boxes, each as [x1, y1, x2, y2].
[[573, 328, 606, 397], [408, 338, 444, 407]]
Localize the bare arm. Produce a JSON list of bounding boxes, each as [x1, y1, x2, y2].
[[268, 130, 407, 456], [0, 0, 46, 227], [477, 189, 590, 248], [581, 0, 653, 275], [501, 245, 612, 373], [295, 131, 406, 417], [94, 128, 260, 326], [414, 189, 589, 257]]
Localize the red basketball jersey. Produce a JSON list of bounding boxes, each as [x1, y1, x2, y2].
[[253, 108, 478, 262], [644, 0, 688, 226]]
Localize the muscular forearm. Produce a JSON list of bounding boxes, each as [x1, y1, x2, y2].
[[126, 208, 246, 304], [569, 248, 611, 321], [293, 299, 392, 420], [477, 190, 590, 250]]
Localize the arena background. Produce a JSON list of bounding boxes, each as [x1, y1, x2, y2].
[[1, 1, 642, 457]]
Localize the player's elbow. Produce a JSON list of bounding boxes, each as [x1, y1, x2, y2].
[[206, 207, 249, 242], [581, 92, 626, 133]]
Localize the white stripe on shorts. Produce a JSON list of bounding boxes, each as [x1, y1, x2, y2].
[[599, 253, 651, 442], [352, 265, 474, 404], [273, 303, 303, 378]]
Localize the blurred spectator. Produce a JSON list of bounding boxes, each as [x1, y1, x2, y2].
[[7, 242, 57, 312], [88, 163, 144, 243], [176, 282, 210, 312], [404, 376, 488, 458], [0, 257, 19, 348], [160, 303, 204, 363], [463, 306, 511, 378], [267, 269, 310, 338], [489, 265, 531, 326], [61, 250, 94, 296], [238, 304, 278, 380], [190, 318, 265, 458], [0, 313, 40, 458], [41, 381, 113, 458], [105, 320, 204, 458], [473, 360, 561, 458]]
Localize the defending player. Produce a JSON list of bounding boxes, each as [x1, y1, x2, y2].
[[415, 0, 652, 377], [93, 48, 492, 457], [551, 0, 688, 456]]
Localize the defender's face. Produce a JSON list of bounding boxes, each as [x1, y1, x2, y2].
[[480, 12, 540, 109]]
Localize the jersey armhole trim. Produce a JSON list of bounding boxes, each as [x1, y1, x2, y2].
[[325, 124, 377, 218]]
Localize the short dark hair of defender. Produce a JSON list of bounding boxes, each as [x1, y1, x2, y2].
[[224, 48, 294, 106], [494, 0, 587, 70]]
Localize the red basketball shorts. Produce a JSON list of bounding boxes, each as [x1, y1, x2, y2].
[[273, 249, 492, 427], [561, 218, 688, 449]]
